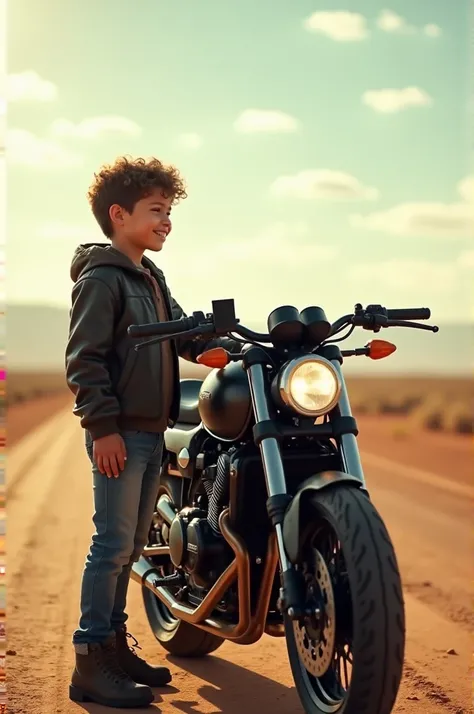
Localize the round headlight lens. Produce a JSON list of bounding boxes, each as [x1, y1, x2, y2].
[[282, 358, 341, 416]]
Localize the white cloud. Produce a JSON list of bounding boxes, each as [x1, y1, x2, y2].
[[376, 9, 415, 33], [458, 175, 474, 203], [178, 132, 203, 150], [270, 169, 378, 201], [7, 70, 58, 102], [351, 202, 473, 238], [303, 10, 442, 44], [51, 116, 142, 140], [350, 175, 474, 238], [424, 23, 442, 38], [7, 129, 83, 169], [218, 222, 339, 264], [348, 260, 457, 292], [234, 109, 299, 133], [362, 87, 433, 113], [303, 11, 369, 41], [375, 11, 442, 37]]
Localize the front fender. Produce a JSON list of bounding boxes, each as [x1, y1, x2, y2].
[[282, 471, 362, 563]]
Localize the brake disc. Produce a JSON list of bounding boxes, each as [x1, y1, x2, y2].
[[293, 549, 336, 678]]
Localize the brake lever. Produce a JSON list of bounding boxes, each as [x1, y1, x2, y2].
[[135, 334, 178, 350], [134, 324, 216, 351], [386, 319, 439, 332]]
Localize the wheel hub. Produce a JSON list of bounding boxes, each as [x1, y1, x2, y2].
[[293, 549, 336, 678]]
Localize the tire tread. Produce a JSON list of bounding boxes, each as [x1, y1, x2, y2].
[[285, 485, 405, 714]]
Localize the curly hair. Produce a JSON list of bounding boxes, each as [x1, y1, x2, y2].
[[87, 155, 188, 237]]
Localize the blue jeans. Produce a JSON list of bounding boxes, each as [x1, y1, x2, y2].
[[73, 430, 163, 644]]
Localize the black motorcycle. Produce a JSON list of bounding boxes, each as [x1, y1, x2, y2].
[[127, 300, 438, 714]]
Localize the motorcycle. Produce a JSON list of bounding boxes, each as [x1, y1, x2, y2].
[[127, 300, 438, 714]]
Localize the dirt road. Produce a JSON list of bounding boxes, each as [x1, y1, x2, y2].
[[7, 405, 472, 714]]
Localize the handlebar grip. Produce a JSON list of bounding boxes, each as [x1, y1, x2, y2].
[[386, 308, 431, 321], [128, 318, 193, 338]]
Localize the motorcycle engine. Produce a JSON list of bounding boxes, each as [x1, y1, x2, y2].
[[167, 506, 231, 589]]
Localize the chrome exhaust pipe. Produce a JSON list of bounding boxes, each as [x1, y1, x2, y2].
[[131, 553, 238, 631], [139, 496, 175, 559], [156, 494, 177, 526], [143, 544, 170, 557], [131, 554, 161, 587]]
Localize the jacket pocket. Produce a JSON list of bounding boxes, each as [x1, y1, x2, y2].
[[120, 343, 164, 419], [116, 347, 138, 394]]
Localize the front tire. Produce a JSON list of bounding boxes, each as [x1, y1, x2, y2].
[[285, 485, 405, 714]]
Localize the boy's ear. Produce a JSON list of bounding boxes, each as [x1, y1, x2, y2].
[[109, 203, 126, 227]]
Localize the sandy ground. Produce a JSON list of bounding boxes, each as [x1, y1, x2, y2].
[[6, 395, 472, 714]]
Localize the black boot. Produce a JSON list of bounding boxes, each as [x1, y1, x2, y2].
[[69, 634, 154, 708], [115, 625, 172, 687]]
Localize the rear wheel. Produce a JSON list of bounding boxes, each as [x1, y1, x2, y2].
[[142, 587, 224, 657], [285, 485, 405, 714], [142, 482, 224, 658]]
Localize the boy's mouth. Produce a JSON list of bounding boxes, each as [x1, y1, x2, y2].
[[153, 230, 167, 239]]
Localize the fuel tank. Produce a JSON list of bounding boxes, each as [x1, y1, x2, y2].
[[198, 361, 253, 442]]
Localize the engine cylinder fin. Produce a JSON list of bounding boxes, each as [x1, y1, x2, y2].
[[207, 453, 231, 535]]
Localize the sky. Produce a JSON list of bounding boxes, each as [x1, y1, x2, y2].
[[4, 0, 473, 328]]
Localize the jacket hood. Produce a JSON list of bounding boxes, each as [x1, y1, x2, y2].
[[70, 243, 162, 282]]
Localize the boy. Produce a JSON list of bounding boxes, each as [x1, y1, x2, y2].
[[65, 156, 240, 708]]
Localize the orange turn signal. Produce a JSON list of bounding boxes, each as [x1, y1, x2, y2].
[[366, 339, 397, 360], [196, 347, 230, 369]]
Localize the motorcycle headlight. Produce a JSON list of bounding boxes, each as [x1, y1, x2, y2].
[[277, 356, 341, 417]]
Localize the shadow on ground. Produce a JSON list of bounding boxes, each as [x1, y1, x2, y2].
[[165, 654, 301, 714], [72, 656, 301, 714]]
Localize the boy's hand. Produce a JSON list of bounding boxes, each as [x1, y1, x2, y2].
[[93, 434, 127, 478]]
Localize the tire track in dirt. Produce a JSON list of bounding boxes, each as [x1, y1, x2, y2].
[[7, 410, 471, 713], [6, 407, 73, 499], [8, 416, 79, 579], [7, 412, 93, 714], [403, 581, 474, 631], [362, 452, 472, 637]]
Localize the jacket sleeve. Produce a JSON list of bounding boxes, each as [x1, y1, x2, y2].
[[166, 289, 242, 362], [65, 277, 121, 439]]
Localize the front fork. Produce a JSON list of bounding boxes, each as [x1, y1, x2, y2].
[[331, 359, 366, 488], [243, 348, 366, 618]]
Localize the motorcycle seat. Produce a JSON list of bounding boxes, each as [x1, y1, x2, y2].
[[178, 379, 203, 425]]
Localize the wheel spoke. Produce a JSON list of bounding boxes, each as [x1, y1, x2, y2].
[[341, 645, 351, 689], [294, 521, 354, 708]]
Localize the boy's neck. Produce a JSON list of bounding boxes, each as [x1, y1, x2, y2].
[[110, 239, 144, 268]]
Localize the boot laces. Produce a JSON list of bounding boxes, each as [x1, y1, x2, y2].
[[126, 631, 143, 657], [101, 639, 131, 683]]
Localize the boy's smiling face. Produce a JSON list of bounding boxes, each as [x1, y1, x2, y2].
[[109, 188, 173, 256]]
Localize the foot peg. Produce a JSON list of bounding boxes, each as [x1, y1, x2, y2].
[[153, 571, 185, 587]]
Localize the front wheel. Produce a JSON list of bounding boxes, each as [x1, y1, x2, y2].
[[285, 486, 405, 714]]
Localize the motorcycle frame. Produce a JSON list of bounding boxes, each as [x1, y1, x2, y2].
[[131, 343, 366, 642]]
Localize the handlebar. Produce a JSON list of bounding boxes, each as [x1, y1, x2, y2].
[[127, 303, 437, 348], [386, 308, 431, 321]]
